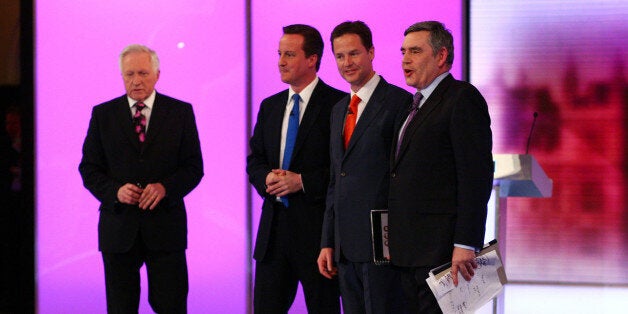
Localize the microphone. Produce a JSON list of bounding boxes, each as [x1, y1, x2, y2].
[[525, 112, 538, 155]]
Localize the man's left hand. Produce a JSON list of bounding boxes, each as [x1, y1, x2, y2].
[[139, 183, 166, 210], [265, 169, 302, 197], [451, 246, 477, 286]]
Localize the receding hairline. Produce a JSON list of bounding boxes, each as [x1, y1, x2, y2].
[[119, 44, 160, 73]]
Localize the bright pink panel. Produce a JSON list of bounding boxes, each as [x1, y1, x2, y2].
[[250, 1, 462, 312], [36, 1, 246, 313]]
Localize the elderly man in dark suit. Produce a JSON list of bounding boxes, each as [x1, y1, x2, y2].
[[247, 24, 345, 313], [79, 44, 203, 313], [317, 21, 413, 314], [389, 21, 494, 313]]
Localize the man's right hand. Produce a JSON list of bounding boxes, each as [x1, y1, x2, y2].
[[317, 248, 337, 279], [117, 183, 143, 205]]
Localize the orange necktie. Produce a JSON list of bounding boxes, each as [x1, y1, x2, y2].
[[343, 94, 361, 149]]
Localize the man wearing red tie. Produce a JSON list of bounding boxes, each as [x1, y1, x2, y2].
[[317, 21, 413, 314]]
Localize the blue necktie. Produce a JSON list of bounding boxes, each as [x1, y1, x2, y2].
[[281, 94, 300, 207]]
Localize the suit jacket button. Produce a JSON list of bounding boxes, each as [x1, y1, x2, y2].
[[340, 172, 346, 177]]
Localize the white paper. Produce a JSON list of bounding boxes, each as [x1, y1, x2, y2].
[[426, 250, 504, 314]]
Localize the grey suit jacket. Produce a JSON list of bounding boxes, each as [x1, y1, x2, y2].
[[321, 77, 412, 262]]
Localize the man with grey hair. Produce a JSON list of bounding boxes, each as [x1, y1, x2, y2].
[[389, 21, 493, 313], [79, 44, 204, 313]]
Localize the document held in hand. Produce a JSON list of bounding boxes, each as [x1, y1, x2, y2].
[[426, 240, 507, 314], [370, 209, 390, 265]]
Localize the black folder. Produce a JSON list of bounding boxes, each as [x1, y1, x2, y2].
[[370, 209, 390, 265]]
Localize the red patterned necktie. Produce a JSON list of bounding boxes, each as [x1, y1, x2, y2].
[[133, 102, 147, 142], [343, 94, 361, 149]]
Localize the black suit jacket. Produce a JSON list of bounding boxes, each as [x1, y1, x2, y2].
[[389, 74, 493, 267], [247, 79, 346, 262], [321, 77, 412, 262], [79, 92, 204, 253]]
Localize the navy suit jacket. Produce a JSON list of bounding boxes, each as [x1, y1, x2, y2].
[[321, 77, 412, 262], [79, 92, 204, 253], [389, 74, 493, 267], [247, 79, 346, 262]]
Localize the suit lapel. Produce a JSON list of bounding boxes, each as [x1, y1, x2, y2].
[[115, 96, 142, 151], [332, 96, 349, 161], [394, 74, 453, 167], [271, 91, 289, 167], [143, 93, 169, 150], [292, 82, 326, 159], [344, 78, 387, 156]]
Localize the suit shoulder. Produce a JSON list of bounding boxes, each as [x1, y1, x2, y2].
[[261, 89, 289, 105], [156, 93, 192, 107], [385, 82, 413, 99], [317, 81, 347, 100], [93, 95, 126, 112], [446, 78, 486, 99]]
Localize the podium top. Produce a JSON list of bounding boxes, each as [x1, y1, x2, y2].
[[493, 154, 552, 198]]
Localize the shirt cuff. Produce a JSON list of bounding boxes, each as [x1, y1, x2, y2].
[[454, 243, 480, 252]]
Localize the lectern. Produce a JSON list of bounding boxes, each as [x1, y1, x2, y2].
[[483, 154, 553, 314]]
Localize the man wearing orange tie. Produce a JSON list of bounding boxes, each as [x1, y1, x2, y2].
[[317, 20, 413, 314]]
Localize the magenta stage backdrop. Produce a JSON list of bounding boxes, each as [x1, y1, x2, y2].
[[35, 1, 247, 313], [35, 0, 460, 313], [250, 1, 462, 313]]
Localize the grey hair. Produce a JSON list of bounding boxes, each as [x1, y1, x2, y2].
[[119, 44, 160, 72], [404, 21, 454, 65]]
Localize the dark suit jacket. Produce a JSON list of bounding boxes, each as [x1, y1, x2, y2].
[[247, 79, 346, 262], [79, 92, 204, 253], [321, 77, 412, 262], [389, 74, 493, 267]]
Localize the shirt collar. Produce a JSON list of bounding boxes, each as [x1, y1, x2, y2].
[[128, 90, 156, 109], [418, 72, 449, 102], [351, 73, 380, 105], [289, 76, 319, 105]]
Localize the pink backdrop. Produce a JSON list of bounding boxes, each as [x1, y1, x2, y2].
[[250, 1, 462, 312], [35, 0, 460, 312]]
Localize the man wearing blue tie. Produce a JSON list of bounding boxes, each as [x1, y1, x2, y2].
[[247, 24, 346, 313]]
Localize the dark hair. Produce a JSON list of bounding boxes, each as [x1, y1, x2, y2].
[[404, 21, 454, 65], [283, 24, 324, 71], [330, 20, 373, 52]]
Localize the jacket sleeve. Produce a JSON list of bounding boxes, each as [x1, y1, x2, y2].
[[160, 104, 204, 200], [247, 101, 272, 199], [78, 107, 123, 207]]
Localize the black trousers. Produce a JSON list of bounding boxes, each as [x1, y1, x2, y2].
[[254, 202, 340, 314], [337, 259, 406, 314], [101, 233, 188, 314], [399, 266, 442, 314]]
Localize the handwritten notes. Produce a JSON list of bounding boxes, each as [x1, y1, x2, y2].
[[426, 245, 507, 314]]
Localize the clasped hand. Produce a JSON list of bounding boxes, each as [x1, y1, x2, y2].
[[117, 182, 166, 210], [265, 169, 302, 196]]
